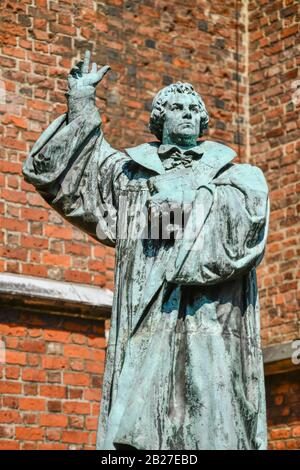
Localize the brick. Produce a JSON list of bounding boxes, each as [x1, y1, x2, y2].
[[19, 398, 46, 411], [0, 425, 15, 439], [21, 443, 38, 450], [26, 353, 40, 368], [84, 388, 101, 401], [69, 416, 84, 429], [63, 345, 90, 359], [40, 414, 68, 427], [45, 225, 73, 240], [85, 361, 104, 374], [42, 252, 71, 267], [270, 427, 291, 440], [23, 380, 38, 394], [87, 337, 106, 348], [3, 396, 19, 409], [5, 351, 27, 365], [0, 441, 20, 450], [47, 371, 62, 383], [2, 114, 28, 128], [19, 339, 46, 353], [41, 356, 67, 369], [23, 413, 38, 425], [22, 369, 46, 382], [20, 235, 48, 249], [62, 401, 90, 415], [5, 366, 20, 380], [0, 217, 28, 232], [62, 431, 89, 444], [68, 388, 83, 400], [64, 270, 91, 284], [0, 188, 27, 204], [0, 137, 27, 151], [85, 417, 98, 431], [44, 330, 71, 343], [21, 207, 48, 222], [69, 358, 84, 371], [16, 427, 44, 441], [90, 349, 105, 362], [71, 333, 86, 345], [63, 373, 90, 387], [0, 161, 22, 174], [22, 264, 48, 277], [292, 426, 300, 438], [47, 401, 62, 413], [65, 242, 91, 257], [40, 385, 67, 399], [38, 443, 68, 450], [0, 410, 21, 424]]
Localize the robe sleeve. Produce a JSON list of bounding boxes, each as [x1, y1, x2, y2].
[[165, 164, 270, 286], [22, 86, 125, 247]]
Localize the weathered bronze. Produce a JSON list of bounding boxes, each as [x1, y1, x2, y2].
[[23, 51, 269, 450]]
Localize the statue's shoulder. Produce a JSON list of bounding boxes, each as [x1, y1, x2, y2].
[[200, 140, 237, 159], [124, 142, 159, 157], [199, 140, 236, 170], [202, 140, 268, 192], [223, 161, 268, 193]]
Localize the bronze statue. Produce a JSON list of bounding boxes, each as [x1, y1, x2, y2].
[[23, 51, 269, 450]]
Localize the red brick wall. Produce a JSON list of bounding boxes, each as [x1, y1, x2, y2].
[[0, 0, 246, 291], [266, 370, 300, 450], [248, 0, 299, 347], [248, 1, 300, 449], [0, 0, 299, 451], [0, 309, 106, 450]]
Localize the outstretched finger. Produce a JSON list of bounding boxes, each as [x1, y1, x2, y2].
[[96, 65, 111, 82], [82, 50, 91, 74], [91, 62, 97, 73]]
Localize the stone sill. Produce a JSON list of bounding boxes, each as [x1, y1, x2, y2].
[[0, 272, 113, 321], [263, 341, 300, 376]]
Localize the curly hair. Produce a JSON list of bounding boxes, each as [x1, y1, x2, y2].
[[149, 82, 209, 141]]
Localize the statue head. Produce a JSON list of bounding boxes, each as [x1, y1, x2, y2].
[[149, 82, 209, 147]]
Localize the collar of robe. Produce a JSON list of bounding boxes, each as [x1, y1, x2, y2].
[[125, 140, 237, 175], [157, 144, 203, 170]]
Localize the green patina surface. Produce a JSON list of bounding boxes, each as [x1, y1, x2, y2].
[[23, 51, 269, 450]]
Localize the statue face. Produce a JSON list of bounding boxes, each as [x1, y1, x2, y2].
[[162, 93, 201, 147]]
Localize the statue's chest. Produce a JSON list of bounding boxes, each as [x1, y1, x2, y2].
[[118, 162, 200, 196]]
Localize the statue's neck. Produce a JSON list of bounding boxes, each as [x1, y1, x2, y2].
[[162, 136, 198, 150], [162, 131, 198, 150]]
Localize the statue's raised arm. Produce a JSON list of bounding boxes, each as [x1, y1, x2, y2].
[[23, 50, 126, 246]]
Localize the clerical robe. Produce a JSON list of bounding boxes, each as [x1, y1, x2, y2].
[[23, 87, 270, 450]]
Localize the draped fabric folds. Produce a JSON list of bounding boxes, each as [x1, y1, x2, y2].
[[23, 90, 269, 450]]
